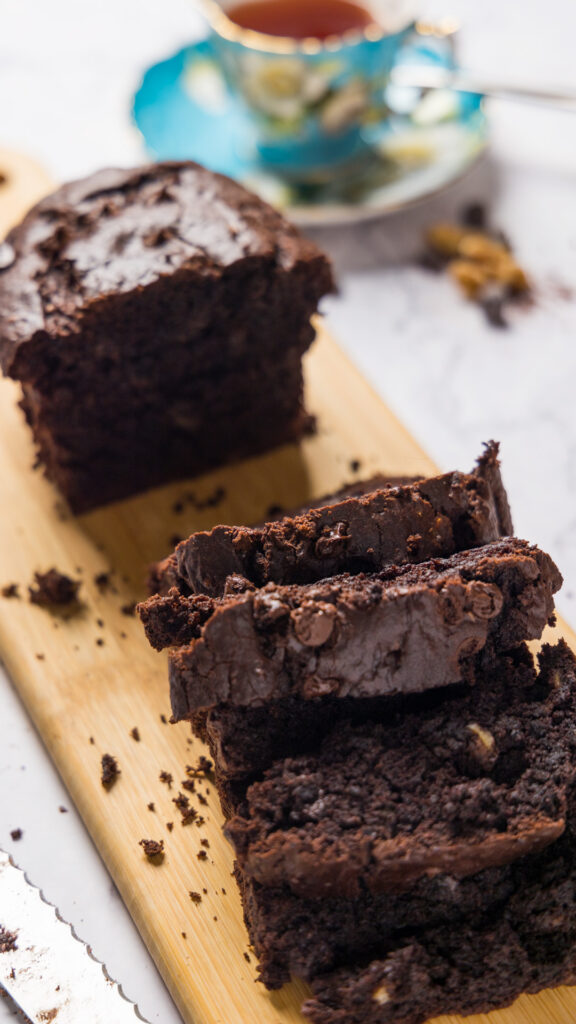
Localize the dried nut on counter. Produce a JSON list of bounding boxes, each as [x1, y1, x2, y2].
[[425, 222, 466, 256], [421, 209, 532, 327], [449, 260, 487, 298]]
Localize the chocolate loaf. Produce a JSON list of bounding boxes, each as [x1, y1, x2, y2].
[[229, 643, 576, 1024], [0, 162, 333, 512], [138, 538, 561, 717], [225, 639, 573, 899], [303, 856, 576, 1024], [157, 441, 512, 597]]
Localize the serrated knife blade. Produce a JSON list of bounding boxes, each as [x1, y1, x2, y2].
[[0, 850, 150, 1023]]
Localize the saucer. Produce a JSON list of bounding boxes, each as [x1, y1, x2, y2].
[[132, 36, 487, 227]]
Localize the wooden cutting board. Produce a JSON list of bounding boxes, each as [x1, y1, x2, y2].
[[1, 149, 576, 1024]]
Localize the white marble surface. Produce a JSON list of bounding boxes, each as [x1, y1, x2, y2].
[[1, 0, 576, 1020]]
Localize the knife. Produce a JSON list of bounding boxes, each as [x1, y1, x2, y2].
[[0, 850, 149, 1023]]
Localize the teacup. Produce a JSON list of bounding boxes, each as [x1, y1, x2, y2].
[[198, 0, 422, 178]]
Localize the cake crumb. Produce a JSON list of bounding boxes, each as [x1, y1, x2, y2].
[[35, 653, 45, 661], [197, 849, 208, 861], [59, 806, 68, 813], [139, 838, 164, 863], [186, 756, 213, 778], [189, 891, 202, 904], [1, 583, 19, 599], [159, 770, 173, 788], [181, 931, 187, 939], [130, 727, 141, 742], [121, 602, 136, 617], [201, 838, 210, 848], [0, 928, 17, 953], [95, 637, 104, 647], [94, 571, 116, 593], [173, 792, 197, 824], [160, 714, 168, 725], [89, 736, 95, 745], [28, 569, 82, 611], [349, 458, 361, 472], [244, 952, 251, 963], [101, 753, 120, 789], [194, 485, 226, 511], [147, 802, 155, 812], [198, 793, 208, 805], [166, 822, 174, 832], [222, 888, 227, 895], [10, 829, 22, 841]]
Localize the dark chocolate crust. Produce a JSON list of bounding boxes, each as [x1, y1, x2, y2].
[[147, 472, 420, 599], [138, 537, 561, 717], [0, 162, 333, 511], [224, 640, 573, 898], [0, 162, 332, 369], [169, 441, 512, 597]]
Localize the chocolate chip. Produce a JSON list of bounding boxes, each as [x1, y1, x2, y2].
[[314, 521, 350, 558], [0, 242, 15, 271], [465, 581, 504, 620], [301, 675, 341, 699], [291, 601, 339, 647]]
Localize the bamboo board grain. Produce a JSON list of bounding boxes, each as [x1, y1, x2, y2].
[[1, 153, 576, 1024]]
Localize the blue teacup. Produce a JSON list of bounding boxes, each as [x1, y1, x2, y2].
[[197, 0, 423, 178]]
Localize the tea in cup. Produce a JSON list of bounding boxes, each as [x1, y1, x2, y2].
[[198, 0, 421, 176]]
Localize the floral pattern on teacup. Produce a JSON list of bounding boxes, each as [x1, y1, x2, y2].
[[240, 55, 334, 122], [320, 78, 370, 134], [234, 52, 376, 138]]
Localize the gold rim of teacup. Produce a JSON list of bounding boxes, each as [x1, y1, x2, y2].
[[197, 0, 395, 54]]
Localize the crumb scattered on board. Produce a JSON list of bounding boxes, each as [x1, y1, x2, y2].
[[101, 753, 120, 789], [94, 571, 117, 593], [0, 928, 17, 953], [159, 770, 173, 788], [186, 756, 213, 778], [10, 829, 22, 841], [139, 838, 165, 863], [171, 486, 226, 515], [1, 583, 19, 599], [28, 568, 82, 611], [418, 203, 532, 328], [189, 891, 202, 904], [121, 602, 137, 617], [130, 727, 141, 742], [173, 792, 198, 825]]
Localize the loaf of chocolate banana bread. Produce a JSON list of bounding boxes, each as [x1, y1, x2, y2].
[[0, 162, 333, 511], [153, 441, 512, 598], [139, 538, 560, 718]]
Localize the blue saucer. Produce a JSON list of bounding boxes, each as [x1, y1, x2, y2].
[[132, 36, 487, 226]]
